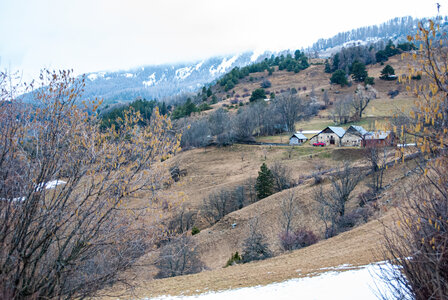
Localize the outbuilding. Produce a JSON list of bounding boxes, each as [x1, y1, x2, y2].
[[289, 133, 308, 145], [363, 131, 396, 148]]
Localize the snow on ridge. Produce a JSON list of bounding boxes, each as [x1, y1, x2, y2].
[[250, 49, 265, 62], [175, 66, 194, 80], [143, 73, 156, 87], [194, 61, 204, 71], [88, 74, 98, 81], [124, 73, 134, 78], [209, 54, 240, 76], [87, 72, 106, 81]]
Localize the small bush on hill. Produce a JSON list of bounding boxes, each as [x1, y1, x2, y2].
[[364, 76, 375, 85], [261, 79, 272, 88], [279, 228, 318, 251], [224, 252, 242, 267], [155, 236, 205, 279], [191, 226, 200, 235]]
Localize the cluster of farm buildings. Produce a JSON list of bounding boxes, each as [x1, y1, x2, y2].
[[289, 126, 396, 148]]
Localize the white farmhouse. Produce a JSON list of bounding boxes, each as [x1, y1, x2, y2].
[[309, 126, 346, 146]]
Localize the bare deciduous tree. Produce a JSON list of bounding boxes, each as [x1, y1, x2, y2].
[[365, 145, 388, 192], [202, 190, 234, 224], [332, 95, 352, 125], [280, 190, 299, 235], [167, 204, 197, 235], [0, 70, 180, 299], [351, 84, 377, 120], [322, 90, 330, 107], [270, 162, 292, 192], [275, 92, 305, 133], [314, 162, 361, 237], [233, 108, 256, 142]]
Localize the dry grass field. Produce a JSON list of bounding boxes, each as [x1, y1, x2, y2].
[[116, 156, 416, 298]]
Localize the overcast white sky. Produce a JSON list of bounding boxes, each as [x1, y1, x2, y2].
[[0, 0, 444, 80]]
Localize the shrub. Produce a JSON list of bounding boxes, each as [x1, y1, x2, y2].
[[294, 228, 318, 248], [242, 218, 272, 263], [279, 228, 318, 251], [364, 76, 375, 85], [224, 252, 242, 267], [191, 226, 200, 235], [155, 236, 205, 279], [261, 79, 272, 88]]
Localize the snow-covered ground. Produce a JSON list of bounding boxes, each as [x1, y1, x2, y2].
[[297, 130, 320, 134], [149, 262, 403, 300]]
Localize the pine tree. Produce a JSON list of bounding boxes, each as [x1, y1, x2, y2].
[[255, 163, 275, 199], [330, 70, 348, 86], [351, 61, 368, 82], [380, 65, 396, 80]]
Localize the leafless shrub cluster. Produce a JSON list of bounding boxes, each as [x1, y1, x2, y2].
[[241, 218, 272, 263], [154, 236, 205, 279], [201, 183, 252, 225]]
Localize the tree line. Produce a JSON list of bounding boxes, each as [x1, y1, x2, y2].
[[218, 50, 309, 92], [179, 92, 319, 149]]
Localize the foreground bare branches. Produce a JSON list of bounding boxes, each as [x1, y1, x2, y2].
[[0, 70, 180, 299], [381, 19, 448, 299]]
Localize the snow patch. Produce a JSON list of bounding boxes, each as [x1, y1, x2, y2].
[[209, 54, 240, 76], [297, 130, 321, 134], [250, 49, 265, 62], [87, 72, 106, 81], [124, 73, 134, 78], [143, 73, 156, 87], [175, 66, 193, 80], [87, 74, 98, 81], [44, 180, 67, 189], [148, 262, 405, 300], [194, 61, 204, 71]]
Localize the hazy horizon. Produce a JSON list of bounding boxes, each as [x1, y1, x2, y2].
[[0, 0, 443, 80]]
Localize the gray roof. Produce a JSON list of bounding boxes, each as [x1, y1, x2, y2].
[[291, 133, 307, 140], [348, 125, 368, 136], [365, 131, 391, 140], [327, 126, 346, 138]]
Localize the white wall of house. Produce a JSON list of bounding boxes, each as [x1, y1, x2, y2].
[[310, 133, 341, 146], [289, 137, 306, 145], [289, 137, 300, 145], [341, 133, 363, 147]]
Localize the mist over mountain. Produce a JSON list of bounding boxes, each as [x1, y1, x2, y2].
[[80, 16, 444, 104], [81, 51, 273, 104]]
